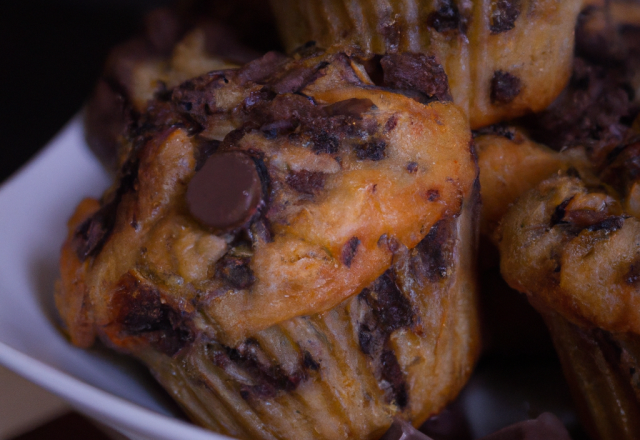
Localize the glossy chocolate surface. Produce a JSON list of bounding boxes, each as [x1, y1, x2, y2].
[[186, 151, 262, 230]]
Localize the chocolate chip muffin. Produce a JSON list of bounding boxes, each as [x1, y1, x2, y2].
[[57, 48, 480, 439], [268, 0, 585, 129], [497, 175, 640, 440]]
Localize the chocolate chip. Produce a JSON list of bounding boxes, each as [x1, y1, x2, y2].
[[360, 270, 415, 332], [412, 218, 455, 282], [341, 237, 360, 268], [356, 140, 386, 161], [407, 162, 418, 173], [194, 139, 220, 171], [385, 115, 399, 132], [311, 130, 340, 154], [427, 0, 464, 34], [73, 158, 139, 262], [112, 273, 194, 356], [380, 349, 409, 408], [171, 70, 232, 125], [491, 70, 522, 104], [302, 351, 320, 371], [426, 189, 440, 201], [186, 151, 263, 230], [381, 53, 452, 102], [489, 0, 521, 34], [216, 256, 255, 289], [267, 61, 329, 95], [210, 339, 310, 401], [285, 170, 326, 195]]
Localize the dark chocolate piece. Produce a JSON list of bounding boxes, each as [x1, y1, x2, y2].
[[489, 0, 521, 34], [216, 256, 256, 289], [380, 419, 434, 440], [625, 262, 640, 285], [360, 271, 415, 332], [426, 189, 440, 201], [380, 349, 409, 408], [412, 218, 456, 282], [112, 273, 194, 356], [210, 338, 314, 401], [186, 151, 263, 230], [479, 412, 572, 440], [378, 15, 403, 52], [171, 70, 234, 125], [73, 157, 140, 262], [311, 130, 340, 154], [341, 237, 360, 268], [381, 53, 452, 102], [491, 70, 522, 104], [285, 170, 326, 195], [427, 1, 465, 34], [356, 140, 387, 161]]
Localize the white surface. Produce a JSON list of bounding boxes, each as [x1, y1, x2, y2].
[[0, 117, 232, 440]]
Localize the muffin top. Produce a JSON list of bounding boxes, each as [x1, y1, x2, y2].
[[498, 175, 640, 335], [59, 48, 477, 349]]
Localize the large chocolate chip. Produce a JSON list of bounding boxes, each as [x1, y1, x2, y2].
[[491, 70, 522, 104], [186, 151, 263, 230]]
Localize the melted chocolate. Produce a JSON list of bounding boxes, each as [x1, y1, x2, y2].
[[216, 255, 255, 289], [112, 273, 194, 356], [186, 151, 263, 230], [381, 53, 452, 102], [427, 0, 465, 34], [412, 218, 456, 282], [491, 71, 522, 104], [341, 237, 360, 268], [356, 140, 387, 161], [209, 338, 317, 400]]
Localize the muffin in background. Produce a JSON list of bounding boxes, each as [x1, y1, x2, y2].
[[268, 0, 584, 129]]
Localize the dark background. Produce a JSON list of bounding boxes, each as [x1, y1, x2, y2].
[[0, 0, 169, 183]]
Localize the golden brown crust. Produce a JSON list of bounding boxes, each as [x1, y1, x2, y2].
[[499, 176, 640, 335], [58, 48, 480, 439], [475, 129, 586, 237], [56, 198, 101, 348]]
